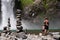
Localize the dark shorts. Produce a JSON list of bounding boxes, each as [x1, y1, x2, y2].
[[42, 30, 45, 32], [44, 25, 49, 30]]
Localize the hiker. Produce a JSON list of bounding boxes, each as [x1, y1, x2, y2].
[[43, 17, 49, 35]]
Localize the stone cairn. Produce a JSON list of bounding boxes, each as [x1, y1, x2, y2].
[[3, 18, 11, 34], [7, 18, 11, 31], [16, 9, 23, 33]]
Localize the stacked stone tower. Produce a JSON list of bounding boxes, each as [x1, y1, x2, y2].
[[3, 18, 11, 33], [16, 9, 23, 32], [8, 18, 11, 27], [7, 18, 11, 31]]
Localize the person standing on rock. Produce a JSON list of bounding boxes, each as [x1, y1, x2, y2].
[[42, 17, 49, 35]]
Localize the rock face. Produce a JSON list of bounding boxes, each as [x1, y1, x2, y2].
[[14, 0, 21, 9], [0, 0, 2, 24], [0, 0, 1, 12], [16, 32, 27, 39]]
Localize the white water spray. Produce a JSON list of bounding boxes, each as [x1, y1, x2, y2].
[[1, 0, 16, 30]]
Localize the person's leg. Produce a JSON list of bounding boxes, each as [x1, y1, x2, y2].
[[44, 29, 47, 35], [46, 26, 49, 34], [43, 26, 48, 35]]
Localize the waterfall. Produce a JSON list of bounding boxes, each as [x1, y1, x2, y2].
[[1, 0, 16, 30]]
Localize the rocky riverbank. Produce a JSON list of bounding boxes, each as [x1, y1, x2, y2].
[[0, 32, 60, 40]]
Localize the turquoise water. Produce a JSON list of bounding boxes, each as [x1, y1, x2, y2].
[[0, 29, 60, 32]]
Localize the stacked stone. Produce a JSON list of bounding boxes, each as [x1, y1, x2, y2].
[[8, 18, 11, 27], [7, 18, 11, 31], [16, 9, 22, 32], [3, 18, 11, 34]]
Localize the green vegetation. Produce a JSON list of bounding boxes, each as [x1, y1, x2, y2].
[[18, 0, 58, 20], [20, 0, 33, 8], [40, 0, 57, 19]]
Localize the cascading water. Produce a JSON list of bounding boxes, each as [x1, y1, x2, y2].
[[1, 0, 16, 30]]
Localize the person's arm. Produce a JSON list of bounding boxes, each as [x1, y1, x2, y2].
[[42, 26, 45, 30]]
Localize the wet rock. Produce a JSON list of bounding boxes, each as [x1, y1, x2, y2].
[[51, 32, 60, 35], [16, 32, 27, 39]]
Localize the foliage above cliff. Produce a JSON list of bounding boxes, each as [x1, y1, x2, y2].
[[18, 0, 59, 20], [20, 0, 34, 8]]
